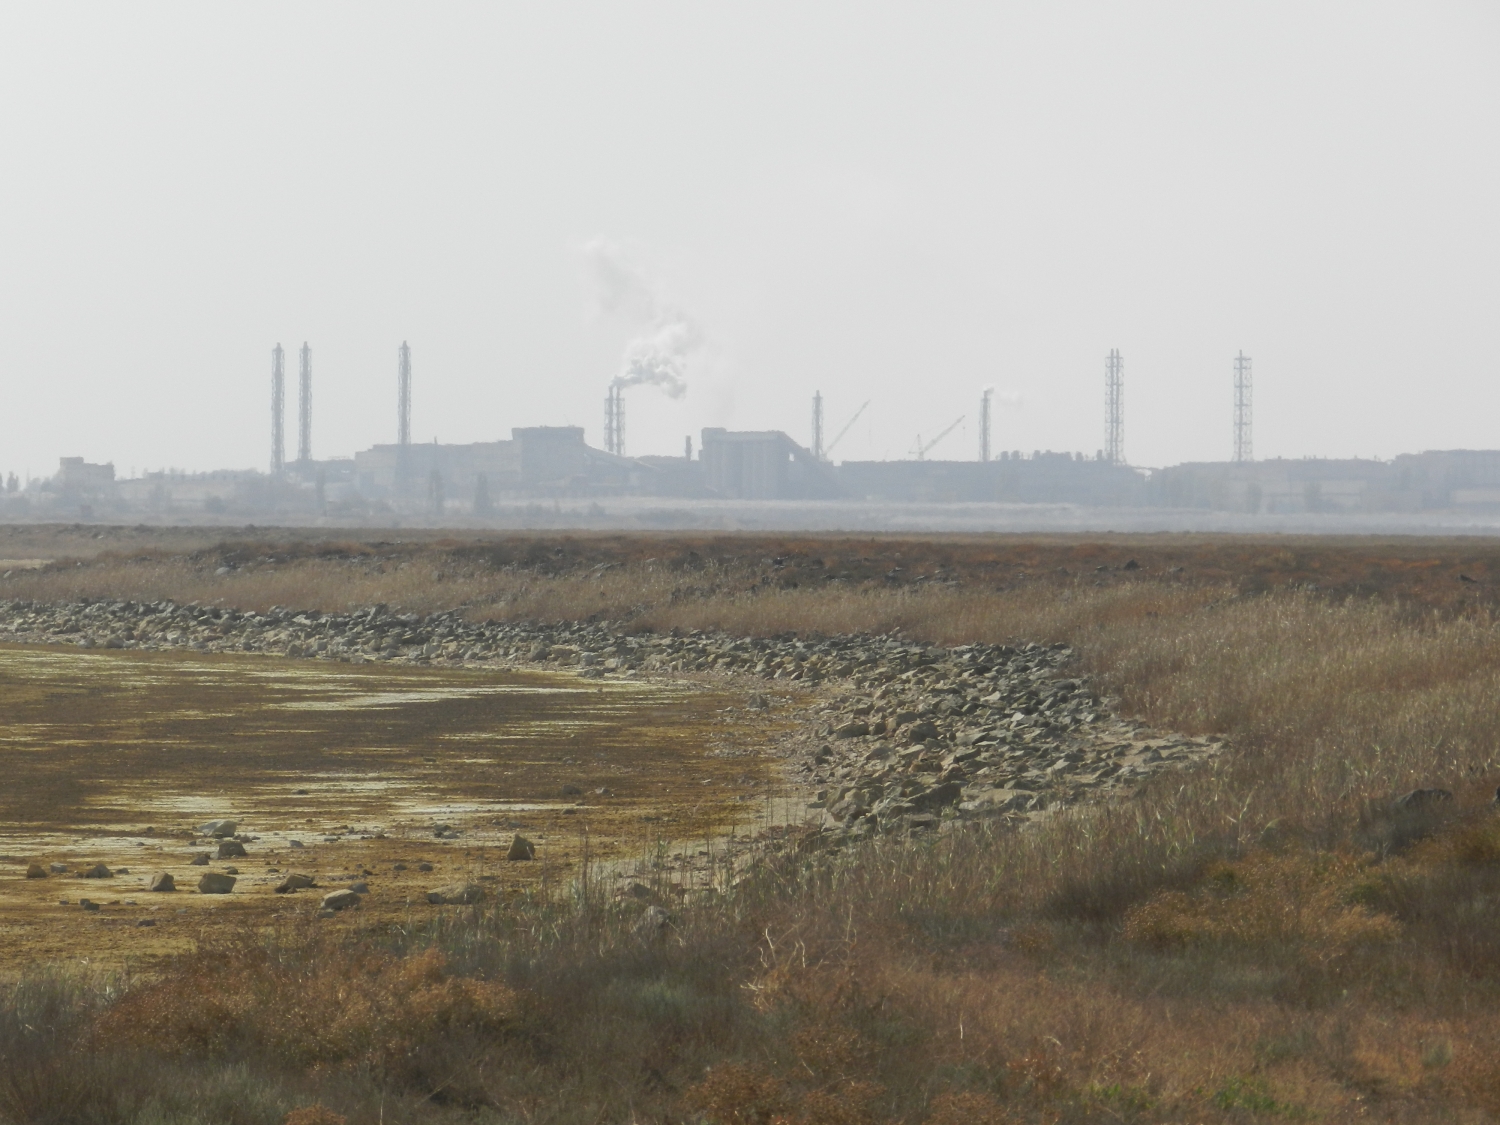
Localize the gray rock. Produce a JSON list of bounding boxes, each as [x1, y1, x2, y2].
[[80, 863, 112, 879], [25, 863, 46, 879], [188, 853, 210, 866], [321, 888, 360, 911], [148, 872, 176, 892], [216, 840, 247, 859], [198, 819, 237, 838], [960, 788, 1033, 813], [274, 873, 315, 894], [911, 781, 965, 810], [197, 872, 236, 894], [426, 882, 483, 905], [506, 834, 535, 861]]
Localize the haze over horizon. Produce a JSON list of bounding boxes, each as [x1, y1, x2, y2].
[[1, 3, 1496, 482]]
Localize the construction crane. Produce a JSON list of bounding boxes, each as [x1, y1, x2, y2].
[[912, 415, 965, 461], [823, 400, 871, 460]]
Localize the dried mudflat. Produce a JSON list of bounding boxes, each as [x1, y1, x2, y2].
[[0, 643, 782, 971]]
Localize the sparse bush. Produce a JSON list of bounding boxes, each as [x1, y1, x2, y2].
[[685, 1063, 787, 1125], [93, 942, 519, 1086], [1122, 850, 1400, 958], [924, 1091, 1018, 1125]]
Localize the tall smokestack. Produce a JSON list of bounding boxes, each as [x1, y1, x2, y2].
[[297, 342, 312, 463], [270, 343, 285, 476], [812, 391, 825, 460], [603, 384, 624, 456], [979, 388, 993, 462], [397, 342, 412, 446], [1104, 349, 1124, 465], [1233, 352, 1253, 462]]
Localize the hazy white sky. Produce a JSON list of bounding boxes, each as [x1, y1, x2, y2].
[[2, 3, 1497, 479]]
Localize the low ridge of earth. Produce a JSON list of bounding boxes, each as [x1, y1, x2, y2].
[[0, 596, 1224, 970]]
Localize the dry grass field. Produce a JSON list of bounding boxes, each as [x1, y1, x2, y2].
[[4, 526, 1500, 1123]]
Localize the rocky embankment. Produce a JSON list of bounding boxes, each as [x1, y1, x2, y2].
[[0, 598, 1224, 839]]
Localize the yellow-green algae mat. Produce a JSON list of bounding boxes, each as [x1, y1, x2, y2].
[[0, 643, 778, 971]]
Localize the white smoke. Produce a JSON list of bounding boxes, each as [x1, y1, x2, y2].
[[983, 385, 1025, 407], [583, 238, 699, 399]]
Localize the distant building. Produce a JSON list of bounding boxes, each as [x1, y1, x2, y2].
[[1150, 451, 1500, 514], [699, 429, 837, 500], [352, 426, 656, 500], [54, 457, 116, 494]]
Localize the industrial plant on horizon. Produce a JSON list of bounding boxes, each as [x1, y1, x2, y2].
[[8, 344, 1500, 523]]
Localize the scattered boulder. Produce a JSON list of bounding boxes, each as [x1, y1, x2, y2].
[[198, 819, 237, 838], [506, 834, 536, 861], [321, 888, 360, 912], [188, 853, 210, 866], [81, 900, 100, 912], [136, 919, 156, 927], [275, 873, 316, 894], [148, 872, 176, 892], [426, 882, 483, 905], [79, 863, 112, 879], [25, 863, 46, 880], [197, 872, 236, 894], [910, 781, 965, 811], [906, 720, 939, 744], [48, 863, 67, 874], [216, 840, 248, 859]]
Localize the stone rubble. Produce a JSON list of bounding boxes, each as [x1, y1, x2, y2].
[[0, 597, 1227, 846]]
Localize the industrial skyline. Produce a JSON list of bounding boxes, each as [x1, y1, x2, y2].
[[1, 7, 1494, 480], [257, 344, 1272, 477]]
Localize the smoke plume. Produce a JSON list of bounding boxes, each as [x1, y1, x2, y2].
[[584, 238, 699, 399]]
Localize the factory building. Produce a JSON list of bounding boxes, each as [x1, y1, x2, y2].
[[698, 429, 838, 500], [1151, 452, 1500, 514], [353, 426, 656, 499]]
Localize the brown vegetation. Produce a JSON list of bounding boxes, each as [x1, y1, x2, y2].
[[4, 528, 1500, 1121]]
